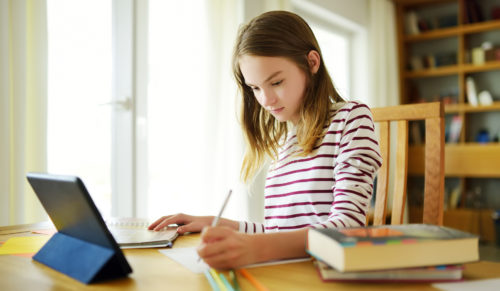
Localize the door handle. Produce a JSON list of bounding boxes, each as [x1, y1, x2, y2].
[[99, 97, 133, 111]]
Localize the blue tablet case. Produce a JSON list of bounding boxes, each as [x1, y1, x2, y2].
[[27, 173, 132, 284]]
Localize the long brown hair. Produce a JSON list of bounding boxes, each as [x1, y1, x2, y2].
[[233, 11, 344, 182]]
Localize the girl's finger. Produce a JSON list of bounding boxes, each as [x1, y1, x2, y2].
[[197, 236, 230, 259], [150, 213, 190, 230], [176, 222, 202, 234], [154, 214, 187, 230], [148, 215, 172, 230]]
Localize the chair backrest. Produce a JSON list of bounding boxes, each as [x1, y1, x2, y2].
[[370, 102, 445, 226]]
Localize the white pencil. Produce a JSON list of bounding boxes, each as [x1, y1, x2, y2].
[[198, 189, 232, 262]]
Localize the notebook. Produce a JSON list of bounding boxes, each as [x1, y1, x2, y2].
[[106, 217, 178, 248]]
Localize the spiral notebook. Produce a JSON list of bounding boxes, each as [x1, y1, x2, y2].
[[106, 218, 178, 249]]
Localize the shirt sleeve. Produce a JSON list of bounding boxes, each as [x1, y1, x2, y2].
[[238, 221, 266, 234], [310, 102, 382, 229]]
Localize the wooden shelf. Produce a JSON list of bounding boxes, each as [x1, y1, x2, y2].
[[461, 19, 500, 34], [408, 143, 500, 177], [445, 101, 500, 113], [404, 20, 500, 42], [404, 61, 500, 79], [397, 0, 500, 229], [462, 61, 500, 73], [404, 26, 460, 42], [405, 65, 459, 78]]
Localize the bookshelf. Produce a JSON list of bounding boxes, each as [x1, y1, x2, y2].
[[394, 0, 500, 242]]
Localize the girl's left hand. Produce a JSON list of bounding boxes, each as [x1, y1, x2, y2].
[[197, 226, 257, 269]]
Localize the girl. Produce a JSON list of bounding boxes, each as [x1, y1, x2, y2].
[[149, 10, 382, 269]]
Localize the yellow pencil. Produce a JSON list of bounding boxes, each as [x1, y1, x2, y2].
[[203, 269, 220, 291], [238, 268, 269, 291], [209, 268, 227, 291]]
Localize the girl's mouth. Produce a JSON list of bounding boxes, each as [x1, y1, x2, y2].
[[270, 107, 284, 114]]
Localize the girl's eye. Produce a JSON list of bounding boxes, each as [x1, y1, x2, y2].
[[251, 86, 260, 91], [272, 80, 283, 86]]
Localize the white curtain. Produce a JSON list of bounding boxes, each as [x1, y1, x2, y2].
[[368, 0, 399, 107], [203, 0, 249, 220], [0, 0, 48, 226]]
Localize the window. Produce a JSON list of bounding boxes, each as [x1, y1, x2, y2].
[[47, 0, 243, 220], [291, 1, 370, 102], [47, 0, 113, 216], [310, 24, 350, 98]]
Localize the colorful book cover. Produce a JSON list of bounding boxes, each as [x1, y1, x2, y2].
[[307, 224, 479, 272], [316, 224, 476, 247]]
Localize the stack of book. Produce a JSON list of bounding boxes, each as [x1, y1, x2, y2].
[[306, 224, 479, 283]]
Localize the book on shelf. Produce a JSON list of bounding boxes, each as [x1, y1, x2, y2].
[[466, 77, 478, 106], [464, 0, 484, 24], [313, 260, 464, 283], [106, 217, 178, 249], [306, 224, 478, 272]]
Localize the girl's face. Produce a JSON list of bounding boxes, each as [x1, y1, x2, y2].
[[239, 55, 308, 125]]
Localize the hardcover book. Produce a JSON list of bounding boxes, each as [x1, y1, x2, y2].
[[314, 260, 463, 283], [307, 224, 478, 272]]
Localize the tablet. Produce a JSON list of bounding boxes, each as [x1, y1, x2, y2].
[[27, 172, 132, 282]]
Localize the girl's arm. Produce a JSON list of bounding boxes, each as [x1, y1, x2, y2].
[[149, 213, 267, 235], [310, 102, 382, 229], [251, 228, 309, 262], [197, 226, 309, 269], [148, 213, 239, 233]]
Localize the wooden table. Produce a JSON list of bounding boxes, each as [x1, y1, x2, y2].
[[1, 222, 500, 290]]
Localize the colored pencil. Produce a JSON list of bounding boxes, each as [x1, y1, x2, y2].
[[219, 272, 235, 291], [203, 269, 220, 291], [229, 270, 241, 291], [209, 268, 228, 291], [238, 268, 269, 291]]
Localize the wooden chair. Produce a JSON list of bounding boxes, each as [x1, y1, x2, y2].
[[370, 102, 445, 226]]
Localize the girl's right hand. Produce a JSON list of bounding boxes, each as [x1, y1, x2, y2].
[[148, 213, 214, 234]]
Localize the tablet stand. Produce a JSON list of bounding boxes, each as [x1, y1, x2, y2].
[[33, 232, 129, 284]]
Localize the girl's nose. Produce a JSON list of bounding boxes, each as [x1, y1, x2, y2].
[[259, 88, 277, 107]]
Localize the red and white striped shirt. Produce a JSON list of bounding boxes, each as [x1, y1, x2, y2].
[[239, 101, 382, 233]]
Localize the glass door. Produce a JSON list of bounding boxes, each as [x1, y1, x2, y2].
[[47, 0, 135, 218]]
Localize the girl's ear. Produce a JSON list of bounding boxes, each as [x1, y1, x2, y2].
[[307, 50, 321, 74]]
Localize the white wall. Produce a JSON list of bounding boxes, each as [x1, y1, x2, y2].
[[304, 0, 368, 26], [242, 0, 369, 26]]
